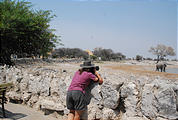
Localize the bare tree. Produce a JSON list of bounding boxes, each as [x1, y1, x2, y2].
[[166, 47, 176, 56], [149, 44, 176, 63]]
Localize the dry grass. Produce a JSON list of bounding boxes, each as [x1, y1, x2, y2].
[[106, 64, 178, 80]]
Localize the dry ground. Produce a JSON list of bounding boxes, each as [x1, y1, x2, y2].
[[105, 63, 178, 80], [17, 60, 178, 80]]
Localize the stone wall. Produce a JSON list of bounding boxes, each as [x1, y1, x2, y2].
[[0, 63, 178, 120]]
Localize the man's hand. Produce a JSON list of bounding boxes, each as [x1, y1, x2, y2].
[[99, 79, 103, 85], [95, 71, 103, 85]]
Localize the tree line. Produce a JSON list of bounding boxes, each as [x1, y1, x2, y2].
[[93, 47, 126, 61], [52, 47, 126, 61], [52, 48, 88, 59]]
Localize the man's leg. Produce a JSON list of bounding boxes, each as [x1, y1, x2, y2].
[[68, 110, 75, 120], [74, 110, 83, 120]]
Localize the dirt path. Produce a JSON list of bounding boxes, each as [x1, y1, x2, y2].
[[0, 103, 59, 120]]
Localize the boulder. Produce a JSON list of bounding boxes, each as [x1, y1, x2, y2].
[[40, 98, 64, 111], [121, 82, 141, 117], [101, 82, 120, 109], [6, 91, 23, 104], [141, 83, 158, 119], [156, 84, 178, 119]]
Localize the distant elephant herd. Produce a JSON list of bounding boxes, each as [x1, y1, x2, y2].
[[156, 62, 167, 72]]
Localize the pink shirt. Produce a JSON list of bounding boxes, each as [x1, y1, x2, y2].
[[68, 71, 96, 93]]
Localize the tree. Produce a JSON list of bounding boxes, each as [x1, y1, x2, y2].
[[111, 52, 126, 60], [149, 44, 176, 62], [0, 0, 61, 65], [93, 48, 113, 61]]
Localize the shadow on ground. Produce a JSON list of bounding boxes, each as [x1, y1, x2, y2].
[[0, 107, 27, 120]]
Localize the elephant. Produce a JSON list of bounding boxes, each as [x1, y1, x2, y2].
[[156, 62, 167, 72]]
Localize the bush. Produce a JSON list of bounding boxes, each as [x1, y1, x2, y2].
[[145, 58, 153, 60], [90, 55, 97, 60], [136, 55, 143, 61]]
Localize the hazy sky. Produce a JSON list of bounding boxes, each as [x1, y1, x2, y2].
[[28, 0, 177, 59]]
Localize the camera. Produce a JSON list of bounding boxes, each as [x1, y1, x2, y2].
[[90, 66, 99, 75], [95, 66, 99, 71]]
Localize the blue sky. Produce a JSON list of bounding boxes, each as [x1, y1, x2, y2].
[[28, 0, 177, 59]]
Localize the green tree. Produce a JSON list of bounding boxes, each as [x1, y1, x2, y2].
[[0, 0, 61, 65]]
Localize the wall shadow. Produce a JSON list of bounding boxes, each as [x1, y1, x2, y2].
[[0, 107, 27, 120]]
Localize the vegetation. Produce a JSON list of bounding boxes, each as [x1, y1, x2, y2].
[[136, 55, 143, 61], [144, 57, 153, 60], [52, 48, 88, 59], [52, 47, 126, 61], [0, 0, 61, 65], [149, 44, 176, 63], [93, 47, 126, 61], [90, 55, 97, 60]]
